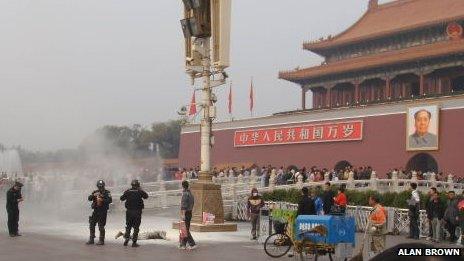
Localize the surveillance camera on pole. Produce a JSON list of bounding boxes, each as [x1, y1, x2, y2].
[[181, 0, 231, 75], [178, 0, 236, 232]]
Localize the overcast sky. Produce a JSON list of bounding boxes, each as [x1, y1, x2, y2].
[[0, 0, 393, 150]]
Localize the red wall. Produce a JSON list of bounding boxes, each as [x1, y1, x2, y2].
[[179, 109, 464, 177]]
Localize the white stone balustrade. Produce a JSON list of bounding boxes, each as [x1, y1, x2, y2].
[[369, 171, 378, 191], [102, 173, 464, 212]]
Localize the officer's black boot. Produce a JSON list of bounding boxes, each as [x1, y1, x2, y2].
[[123, 227, 131, 246], [132, 228, 139, 247], [87, 217, 96, 245], [96, 229, 105, 245], [86, 236, 95, 245]]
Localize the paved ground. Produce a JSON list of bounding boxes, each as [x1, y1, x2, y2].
[[0, 206, 462, 261]]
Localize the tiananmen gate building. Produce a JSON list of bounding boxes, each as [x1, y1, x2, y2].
[[179, 0, 464, 177]]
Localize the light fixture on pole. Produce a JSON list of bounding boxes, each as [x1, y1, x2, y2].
[[176, 0, 236, 232]]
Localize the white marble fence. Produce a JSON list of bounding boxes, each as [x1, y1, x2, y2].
[[218, 171, 464, 200], [69, 171, 463, 213]]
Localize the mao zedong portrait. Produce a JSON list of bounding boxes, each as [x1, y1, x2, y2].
[[408, 109, 438, 149]]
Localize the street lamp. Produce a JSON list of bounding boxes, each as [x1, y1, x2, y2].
[[178, 0, 235, 232]]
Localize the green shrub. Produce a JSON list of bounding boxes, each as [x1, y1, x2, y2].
[[263, 188, 302, 204]]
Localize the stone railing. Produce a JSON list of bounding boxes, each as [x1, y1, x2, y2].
[[62, 172, 463, 212], [231, 201, 432, 243], [217, 171, 464, 203]]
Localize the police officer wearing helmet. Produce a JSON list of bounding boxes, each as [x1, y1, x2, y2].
[[120, 179, 148, 247], [86, 180, 112, 246]]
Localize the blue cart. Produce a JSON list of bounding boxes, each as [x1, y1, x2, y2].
[[264, 214, 356, 261]]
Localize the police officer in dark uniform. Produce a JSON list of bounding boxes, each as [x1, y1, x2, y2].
[[6, 181, 24, 237], [120, 179, 148, 247], [86, 180, 112, 245]]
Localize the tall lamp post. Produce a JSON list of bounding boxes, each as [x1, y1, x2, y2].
[[178, 0, 236, 232]]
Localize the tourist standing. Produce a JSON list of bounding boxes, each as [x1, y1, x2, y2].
[[247, 188, 264, 240], [6, 181, 23, 237], [458, 191, 464, 245], [425, 187, 438, 241], [333, 185, 347, 214], [407, 183, 420, 239], [322, 182, 334, 215], [120, 179, 148, 247], [277, 167, 284, 184], [179, 180, 196, 249], [443, 191, 459, 242], [310, 188, 324, 215], [368, 195, 387, 257], [427, 190, 444, 242], [86, 180, 112, 245], [297, 187, 316, 215]]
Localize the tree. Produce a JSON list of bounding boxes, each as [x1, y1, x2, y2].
[[78, 120, 182, 159]]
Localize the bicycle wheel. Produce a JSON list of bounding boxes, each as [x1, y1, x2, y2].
[[264, 233, 292, 258]]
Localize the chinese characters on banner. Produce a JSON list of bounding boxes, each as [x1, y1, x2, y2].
[[234, 121, 363, 147]]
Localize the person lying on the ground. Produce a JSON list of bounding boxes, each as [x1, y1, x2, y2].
[[115, 230, 167, 241]]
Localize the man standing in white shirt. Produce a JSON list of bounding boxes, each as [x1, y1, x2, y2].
[[407, 183, 420, 239]]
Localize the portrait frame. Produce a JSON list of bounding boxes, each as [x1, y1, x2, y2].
[[406, 104, 440, 151]]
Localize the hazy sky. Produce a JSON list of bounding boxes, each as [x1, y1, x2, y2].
[[0, 0, 391, 150]]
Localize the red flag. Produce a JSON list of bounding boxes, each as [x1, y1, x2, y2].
[[228, 83, 232, 114], [189, 91, 197, 116], [249, 78, 254, 113]]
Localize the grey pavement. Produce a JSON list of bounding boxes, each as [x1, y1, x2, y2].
[[0, 206, 462, 261]]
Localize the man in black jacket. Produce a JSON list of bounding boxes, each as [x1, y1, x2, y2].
[[297, 187, 316, 216], [247, 188, 264, 240], [321, 182, 334, 215], [443, 191, 459, 242], [179, 180, 196, 249], [120, 179, 148, 247], [86, 180, 112, 246], [425, 187, 438, 240], [426, 190, 444, 242], [6, 181, 24, 237]]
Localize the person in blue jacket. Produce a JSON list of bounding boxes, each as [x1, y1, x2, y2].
[[310, 188, 324, 215]]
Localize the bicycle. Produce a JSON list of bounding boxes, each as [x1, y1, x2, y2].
[[264, 220, 337, 261]]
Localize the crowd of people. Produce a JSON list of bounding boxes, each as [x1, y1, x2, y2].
[[421, 186, 464, 244], [180, 163, 464, 187], [2, 163, 463, 258], [210, 165, 374, 186], [247, 181, 464, 258]]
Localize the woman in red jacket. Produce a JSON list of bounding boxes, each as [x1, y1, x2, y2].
[[333, 185, 347, 214]]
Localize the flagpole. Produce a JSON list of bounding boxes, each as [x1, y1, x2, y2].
[[250, 77, 254, 118], [228, 81, 233, 121]]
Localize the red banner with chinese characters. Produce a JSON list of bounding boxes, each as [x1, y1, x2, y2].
[[234, 120, 363, 147]]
